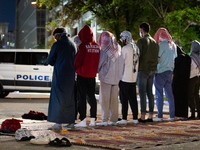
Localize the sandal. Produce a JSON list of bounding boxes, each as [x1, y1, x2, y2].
[[49, 137, 72, 147]]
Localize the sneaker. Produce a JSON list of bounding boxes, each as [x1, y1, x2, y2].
[[48, 124, 62, 130], [96, 122, 108, 126], [75, 118, 87, 127], [188, 116, 195, 120], [146, 118, 153, 122], [30, 135, 51, 145], [63, 124, 75, 129], [89, 118, 96, 126], [127, 119, 138, 124], [117, 119, 127, 125], [165, 118, 174, 121], [108, 122, 117, 126], [153, 117, 163, 122], [138, 118, 146, 123]]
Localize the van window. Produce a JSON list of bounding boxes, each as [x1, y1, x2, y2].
[[32, 52, 48, 65], [0, 52, 15, 63], [16, 52, 31, 65]]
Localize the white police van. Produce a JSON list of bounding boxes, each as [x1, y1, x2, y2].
[[0, 49, 53, 98], [0, 49, 100, 98]]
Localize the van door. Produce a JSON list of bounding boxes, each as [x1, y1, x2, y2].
[[0, 52, 15, 91], [30, 52, 53, 92], [15, 52, 32, 91]]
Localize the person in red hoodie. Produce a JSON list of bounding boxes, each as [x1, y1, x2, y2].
[[74, 25, 100, 127]]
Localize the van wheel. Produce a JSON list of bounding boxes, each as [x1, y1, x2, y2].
[[0, 91, 9, 98]]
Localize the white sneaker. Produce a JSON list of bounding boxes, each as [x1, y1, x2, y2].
[[30, 135, 50, 145], [48, 124, 62, 130], [153, 117, 163, 122], [117, 119, 127, 125], [96, 122, 108, 126], [127, 119, 138, 124], [108, 122, 117, 126], [89, 118, 96, 126], [165, 118, 174, 121], [75, 118, 87, 127]]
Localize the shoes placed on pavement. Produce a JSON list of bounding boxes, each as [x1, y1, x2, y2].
[[127, 119, 138, 124], [48, 123, 62, 130], [165, 118, 174, 121], [117, 119, 127, 125], [96, 122, 108, 126], [108, 122, 117, 126], [15, 128, 35, 141], [49, 137, 72, 147], [146, 118, 153, 122], [74, 118, 87, 127], [153, 117, 163, 122], [138, 118, 146, 123], [30, 134, 51, 145]]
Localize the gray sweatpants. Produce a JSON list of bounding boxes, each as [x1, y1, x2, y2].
[[99, 81, 119, 122]]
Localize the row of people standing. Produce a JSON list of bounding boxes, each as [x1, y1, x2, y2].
[[46, 22, 200, 130]]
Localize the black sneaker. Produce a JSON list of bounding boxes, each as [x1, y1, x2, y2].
[[188, 116, 195, 120], [146, 118, 153, 122], [138, 118, 146, 123]]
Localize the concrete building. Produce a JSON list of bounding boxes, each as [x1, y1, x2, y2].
[[15, 0, 48, 49]]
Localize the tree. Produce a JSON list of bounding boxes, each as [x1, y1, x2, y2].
[[166, 6, 200, 52]]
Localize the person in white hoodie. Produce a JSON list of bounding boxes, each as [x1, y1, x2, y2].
[[97, 31, 124, 126], [117, 31, 140, 125]]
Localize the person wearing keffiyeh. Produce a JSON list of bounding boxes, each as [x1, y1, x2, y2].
[[97, 31, 124, 126], [117, 31, 139, 125], [188, 40, 200, 120], [153, 28, 177, 122]]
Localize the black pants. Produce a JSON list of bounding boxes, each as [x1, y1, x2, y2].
[[77, 75, 97, 120], [188, 76, 200, 117], [119, 80, 138, 120]]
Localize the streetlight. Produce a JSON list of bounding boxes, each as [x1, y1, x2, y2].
[[31, 1, 37, 5]]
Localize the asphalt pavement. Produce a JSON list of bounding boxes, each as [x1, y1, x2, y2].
[[1, 92, 200, 150]]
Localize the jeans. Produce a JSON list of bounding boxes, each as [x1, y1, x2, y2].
[[77, 75, 97, 120], [137, 71, 155, 115], [154, 71, 175, 118]]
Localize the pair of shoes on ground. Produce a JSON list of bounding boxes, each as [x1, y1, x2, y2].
[[117, 119, 138, 125], [49, 137, 72, 147], [96, 121, 117, 126], [30, 134, 71, 146], [15, 128, 35, 141]]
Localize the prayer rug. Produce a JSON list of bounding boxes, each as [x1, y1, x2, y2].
[[58, 114, 200, 149]]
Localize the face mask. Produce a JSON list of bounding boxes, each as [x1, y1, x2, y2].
[[139, 32, 143, 38]]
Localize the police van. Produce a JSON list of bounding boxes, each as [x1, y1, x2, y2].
[[0, 49, 53, 98], [0, 49, 100, 98]]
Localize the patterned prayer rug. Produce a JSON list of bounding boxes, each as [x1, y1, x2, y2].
[[57, 114, 200, 149]]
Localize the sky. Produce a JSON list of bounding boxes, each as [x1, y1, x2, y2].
[[0, 0, 16, 31]]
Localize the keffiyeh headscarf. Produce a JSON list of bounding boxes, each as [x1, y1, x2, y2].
[[120, 31, 139, 72], [97, 31, 121, 62], [190, 40, 200, 70], [154, 28, 173, 50]]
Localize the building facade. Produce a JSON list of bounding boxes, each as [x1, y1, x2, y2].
[[15, 0, 48, 49]]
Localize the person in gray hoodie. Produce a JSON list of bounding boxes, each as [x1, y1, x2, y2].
[[97, 31, 124, 126]]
